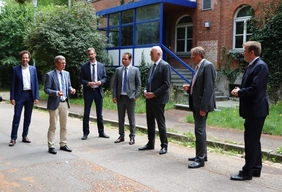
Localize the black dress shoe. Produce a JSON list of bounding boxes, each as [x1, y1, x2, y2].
[[129, 138, 135, 145], [81, 134, 88, 140], [230, 174, 252, 181], [9, 139, 16, 147], [114, 136, 124, 143], [138, 144, 154, 150], [22, 137, 31, 143], [60, 145, 72, 152], [188, 157, 207, 162], [99, 133, 110, 138], [48, 148, 57, 155], [159, 147, 167, 155], [188, 161, 204, 168], [239, 170, 260, 177]]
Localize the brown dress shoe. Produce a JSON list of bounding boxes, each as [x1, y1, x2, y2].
[[9, 140, 16, 147], [22, 137, 31, 143], [129, 138, 135, 145], [114, 136, 124, 143]]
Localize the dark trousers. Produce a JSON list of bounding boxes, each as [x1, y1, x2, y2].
[[117, 95, 136, 138], [146, 102, 168, 148], [242, 117, 266, 175], [193, 110, 208, 162], [11, 91, 34, 140], [83, 89, 104, 135]]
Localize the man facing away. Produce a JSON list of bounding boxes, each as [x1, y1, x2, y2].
[[183, 46, 216, 169], [112, 52, 141, 145], [9, 50, 39, 147], [230, 41, 269, 181], [44, 55, 76, 154], [80, 48, 109, 140], [138, 46, 171, 155]]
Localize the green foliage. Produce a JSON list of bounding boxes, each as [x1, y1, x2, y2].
[[24, 1, 108, 97], [249, 0, 282, 102], [218, 47, 247, 84], [0, 0, 33, 87], [138, 50, 150, 87], [277, 147, 282, 154]]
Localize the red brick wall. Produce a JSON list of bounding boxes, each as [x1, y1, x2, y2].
[[91, 0, 135, 12]]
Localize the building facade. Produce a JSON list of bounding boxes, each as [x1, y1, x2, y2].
[[90, 0, 270, 89]]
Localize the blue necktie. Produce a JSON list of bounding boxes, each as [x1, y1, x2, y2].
[[60, 72, 66, 98], [147, 64, 156, 91], [122, 67, 127, 93]]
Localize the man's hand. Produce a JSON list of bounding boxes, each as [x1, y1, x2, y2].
[[231, 87, 240, 97]]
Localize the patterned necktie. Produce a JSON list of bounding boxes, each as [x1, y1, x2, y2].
[[122, 67, 127, 93], [147, 64, 156, 91], [190, 65, 199, 95], [60, 72, 65, 99]]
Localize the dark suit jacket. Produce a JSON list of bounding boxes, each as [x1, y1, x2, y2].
[[238, 57, 269, 119], [146, 60, 171, 104], [44, 69, 74, 110], [80, 61, 106, 97], [188, 59, 216, 112], [10, 65, 39, 101], [112, 65, 141, 100]]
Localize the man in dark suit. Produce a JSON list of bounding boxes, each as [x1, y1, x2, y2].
[[9, 50, 39, 147], [183, 46, 216, 168], [44, 55, 76, 155], [230, 41, 269, 181], [80, 48, 109, 140], [139, 46, 171, 155], [112, 52, 141, 145]]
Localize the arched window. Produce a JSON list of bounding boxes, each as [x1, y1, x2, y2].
[[233, 5, 253, 50], [175, 15, 193, 53]]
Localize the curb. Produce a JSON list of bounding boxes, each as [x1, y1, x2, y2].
[[34, 105, 282, 163]]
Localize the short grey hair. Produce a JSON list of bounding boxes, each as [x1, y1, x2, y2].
[[54, 55, 65, 64], [152, 46, 163, 56], [191, 46, 206, 58], [87, 47, 96, 53]]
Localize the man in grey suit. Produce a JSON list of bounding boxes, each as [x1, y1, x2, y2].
[[139, 46, 171, 155], [183, 46, 216, 168], [112, 52, 141, 145], [44, 55, 76, 155]]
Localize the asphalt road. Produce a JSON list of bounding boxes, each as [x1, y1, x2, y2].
[[1, 102, 282, 192]]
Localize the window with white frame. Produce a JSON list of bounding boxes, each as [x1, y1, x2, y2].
[[203, 0, 212, 10], [175, 15, 193, 54], [233, 5, 252, 50]]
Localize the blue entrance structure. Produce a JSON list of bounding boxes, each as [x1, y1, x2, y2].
[[97, 0, 197, 84]]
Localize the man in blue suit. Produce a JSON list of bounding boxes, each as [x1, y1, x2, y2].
[[9, 50, 39, 147], [231, 41, 269, 181], [44, 55, 76, 155], [139, 46, 171, 155], [112, 52, 141, 145], [80, 48, 109, 140]]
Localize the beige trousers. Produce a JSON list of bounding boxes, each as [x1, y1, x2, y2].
[[47, 102, 69, 148]]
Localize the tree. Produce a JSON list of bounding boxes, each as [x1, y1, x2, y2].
[[24, 1, 108, 96], [0, 0, 33, 87], [250, 0, 282, 102]]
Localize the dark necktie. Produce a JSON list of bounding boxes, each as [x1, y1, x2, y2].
[[123, 67, 127, 93], [190, 65, 199, 95], [92, 64, 96, 82], [60, 72, 66, 98], [147, 64, 156, 91]]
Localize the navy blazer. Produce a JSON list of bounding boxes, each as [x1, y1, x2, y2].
[[146, 60, 171, 104], [238, 57, 269, 119], [10, 65, 39, 101], [80, 61, 107, 97], [44, 70, 74, 110]]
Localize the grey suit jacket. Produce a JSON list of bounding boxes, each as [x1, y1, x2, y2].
[[188, 59, 216, 112], [44, 69, 74, 110], [112, 65, 141, 100]]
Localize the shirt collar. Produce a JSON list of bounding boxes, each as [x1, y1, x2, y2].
[[154, 58, 161, 65], [249, 57, 259, 66]]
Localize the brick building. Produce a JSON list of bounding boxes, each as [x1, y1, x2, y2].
[[89, 0, 270, 93]]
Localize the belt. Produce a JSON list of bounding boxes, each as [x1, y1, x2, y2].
[[23, 90, 31, 92], [93, 88, 99, 91], [60, 100, 66, 102]]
